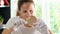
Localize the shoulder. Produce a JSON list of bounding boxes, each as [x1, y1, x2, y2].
[[5, 16, 25, 29], [7, 16, 22, 23], [9, 16, 20, 21], [5, 16, 19, 28], [36, 18, 50, 29], [37, 18, 45, 24], [6, 16, 26, 25], [36, 18, 47, 27]]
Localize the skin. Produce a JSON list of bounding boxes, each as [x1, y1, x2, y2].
[[18, 2, 35, 20]]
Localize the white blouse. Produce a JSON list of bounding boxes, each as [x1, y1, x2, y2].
[[5, 16, 50, 34]]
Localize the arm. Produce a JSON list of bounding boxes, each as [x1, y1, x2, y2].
[[2, 29, 9, 34], [2, 17, 26, 34], [2, 18, 15, 34], [2, 28, 13, 34], [36, 19, 50, 34], [49, 30, 53, 34], [36, 25, 49, 34]]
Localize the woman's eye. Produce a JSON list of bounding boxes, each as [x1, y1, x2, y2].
[[30, 10, 33, 12], [23, 11, 27, 13]]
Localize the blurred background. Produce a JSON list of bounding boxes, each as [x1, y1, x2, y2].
[[0, 0, 10, 33], [0, 0, 60, 34]]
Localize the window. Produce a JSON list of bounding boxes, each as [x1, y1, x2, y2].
[[34, 0, 60, 34]]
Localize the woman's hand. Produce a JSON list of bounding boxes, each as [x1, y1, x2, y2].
[[8, 28, 14, 34], [2, 28, 14, 34]]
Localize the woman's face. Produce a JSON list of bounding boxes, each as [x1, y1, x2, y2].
[[19, 3, 35, 19]]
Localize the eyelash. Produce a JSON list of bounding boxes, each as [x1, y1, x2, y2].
[[30, 10, 32, 12], [24, 11, 27, 13], [23, 10, 33, 13]]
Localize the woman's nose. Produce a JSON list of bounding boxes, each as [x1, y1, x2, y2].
[[26, 11, 31, 16]]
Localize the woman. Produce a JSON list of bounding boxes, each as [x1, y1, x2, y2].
[[2, 0, 52, 34]]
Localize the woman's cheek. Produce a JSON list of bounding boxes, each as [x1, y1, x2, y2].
[[23, 14, 27, 17]]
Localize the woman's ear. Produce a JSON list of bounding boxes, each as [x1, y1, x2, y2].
[[16, 11, 20, 16]]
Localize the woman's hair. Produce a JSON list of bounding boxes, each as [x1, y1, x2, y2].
[[16, 0, 34, 16]]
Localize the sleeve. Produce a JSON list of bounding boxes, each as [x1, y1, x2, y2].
[[5, 17, 26, 30], [36, 19, 50, 34], [5, 18, 15, 30]]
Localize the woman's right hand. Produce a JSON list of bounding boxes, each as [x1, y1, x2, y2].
[[8, 28, 14, 34], [2, 28, 14, 34]]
